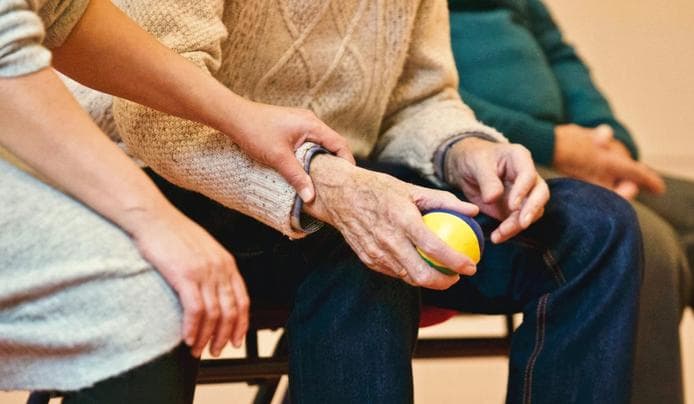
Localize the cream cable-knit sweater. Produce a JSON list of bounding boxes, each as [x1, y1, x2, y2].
[[103, 0, 505, 238]]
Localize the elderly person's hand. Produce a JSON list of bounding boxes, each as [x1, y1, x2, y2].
[[303, 155, 479, 290], [445, 137, 550, 244], [554, 124, 665, 199], [124, 203, 249, 358]]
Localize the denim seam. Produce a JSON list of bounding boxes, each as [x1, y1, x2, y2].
[[541, 250, 567, 285], [523, 293, 549, 404], [509, 236, 567, 287]]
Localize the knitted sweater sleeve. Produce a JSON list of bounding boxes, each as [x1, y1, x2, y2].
[[0, 0, 88, 77], [111, 0, 312, 239], [373, 0, 506, 183]]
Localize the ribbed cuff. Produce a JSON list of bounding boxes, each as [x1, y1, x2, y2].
[[41, 0, 90, 49], [289, 145, 330, 233], [0, 42, 51, 77], [433, 132, 501, 184]]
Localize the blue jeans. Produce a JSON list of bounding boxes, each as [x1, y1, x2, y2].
[[147, 163, 642, 404]]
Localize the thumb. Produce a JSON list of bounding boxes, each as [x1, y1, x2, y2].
[[613, 180, 639, 200], [276, 155, 315, 203], [593, 124, 614, 146]]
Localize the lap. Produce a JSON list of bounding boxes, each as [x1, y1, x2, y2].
[[0, 158, 182, 391]]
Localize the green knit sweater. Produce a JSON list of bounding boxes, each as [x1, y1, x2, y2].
[[448, 0, 638, 166]]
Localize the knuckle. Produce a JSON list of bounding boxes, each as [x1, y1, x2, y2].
[[237, 297, 250, 312], [207, 306, 221, 320], [409, 271, 428, 287], [224, 305, 238, 321], [188, 302, 203, 317]]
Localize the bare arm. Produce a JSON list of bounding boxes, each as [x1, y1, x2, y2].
[[0, 68, 248, 357], [52, 0, 352, 202]]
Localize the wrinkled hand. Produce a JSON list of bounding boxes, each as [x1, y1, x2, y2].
[[303, 155, 479, 290], [126, 204, 249, 358], [554, 124, 665, 199], [445, 137, 549, 244], [227, 100, 355, 203]]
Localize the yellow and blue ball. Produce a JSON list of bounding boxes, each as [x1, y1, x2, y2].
[[417, 209, 484, 275]]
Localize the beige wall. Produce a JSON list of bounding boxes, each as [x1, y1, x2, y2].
[[544, 0, 694, 178]]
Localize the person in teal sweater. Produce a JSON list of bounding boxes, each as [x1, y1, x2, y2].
[[448, 1, 694, 403]]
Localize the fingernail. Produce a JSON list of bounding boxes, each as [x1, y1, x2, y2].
[[298, 187, 313, 203], [465, 265, 477, 275], [512, 197, 522, 209], [523, 213, 533, 227]]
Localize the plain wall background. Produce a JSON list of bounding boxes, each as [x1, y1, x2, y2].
[[544, 0, 694, 178], [1, 2, 693, 403]]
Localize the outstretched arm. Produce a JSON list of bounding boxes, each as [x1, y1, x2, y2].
[[94, 0, 343, 238], [52, 0, 352, 203]]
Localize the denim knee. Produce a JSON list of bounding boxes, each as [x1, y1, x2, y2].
[[544, 178, 643, 285], [549, 178, 640, 239]]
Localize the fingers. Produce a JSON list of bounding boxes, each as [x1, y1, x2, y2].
[[230, 271, 249, 348], [412, 186, 479, 216], [475, 167, 505, 204], [518, 176, 549, 228], [592, 124, 614, 146], [274, 154, 316, 203], [613, 180, 639, 200], [177, 283, 204, 348], [371, 223, 460, 290], [406, 218, 477, 277], [491, 176, 548, 243], [394, 241, 461, 290], [209, 282, 235, 357], [207, 256, 249, 355], [504, 145, 538, 210], [506, 169, 536, 211], [491, 210, 521, 244], [305, 122, 356, 165], [191, 284, 221, 357], [609, 158, 665, 195]]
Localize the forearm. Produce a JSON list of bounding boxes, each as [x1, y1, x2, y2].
[[0, 67, 171, 235], [51, 0, 245, 138]]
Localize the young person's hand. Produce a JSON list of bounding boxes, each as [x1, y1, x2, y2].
[[124, 203, 249, 358], [225, 100, 355, 203], [1, 68, 249, 359], [52, 0, 354, 205]]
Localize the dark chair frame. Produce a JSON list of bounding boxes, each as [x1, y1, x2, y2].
[[197, 310, 515, 404], [27, 311, 514, 404]]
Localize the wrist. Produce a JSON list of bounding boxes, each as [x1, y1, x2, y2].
[[202, 88, 251, 138], [444, 137, 487, 186], [115, 194, 178, 239], [552, 125, 573, 168], [301, 154, 356, 223]]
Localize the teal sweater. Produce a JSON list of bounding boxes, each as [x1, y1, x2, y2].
[[448, 0, 638, 165]]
